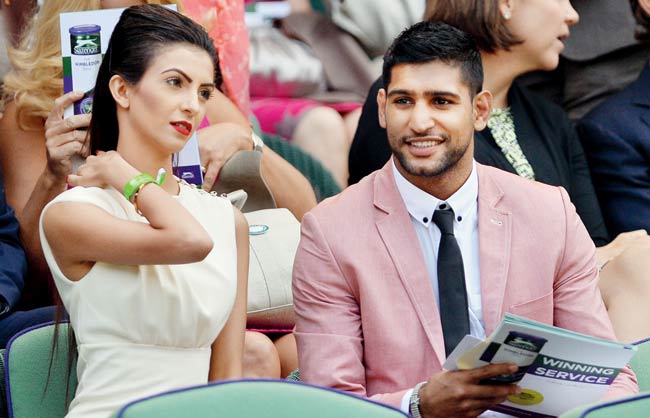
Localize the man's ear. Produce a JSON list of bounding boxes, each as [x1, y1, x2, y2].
[[377, 88, 387, 129], [109, 74, 130, 109], [472, 90, 492, 131]]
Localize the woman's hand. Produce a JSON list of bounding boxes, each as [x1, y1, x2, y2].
[[43, 90, 92, 181], [67, 151, 138, 190], [596, 229, 648, 267], [197, 122, 253, 190]]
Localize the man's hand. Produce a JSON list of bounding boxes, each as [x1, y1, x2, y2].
[[418, 363, 521, 418]]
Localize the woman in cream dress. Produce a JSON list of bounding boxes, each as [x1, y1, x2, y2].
[[38, 5, 248, 418]]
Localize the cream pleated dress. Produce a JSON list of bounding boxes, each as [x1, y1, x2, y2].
[[39, 182, 238, 418]]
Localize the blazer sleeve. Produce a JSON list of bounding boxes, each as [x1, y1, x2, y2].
[[578, 119, 650, 237], [292, 211, 408, 408], [564, 119, 610, 246], [0, 184, 27, 315], [553, 187, 638, 398]]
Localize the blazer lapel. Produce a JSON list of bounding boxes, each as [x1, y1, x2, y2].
[[373, 163, 447, 366], [476, 165, 512, 334]]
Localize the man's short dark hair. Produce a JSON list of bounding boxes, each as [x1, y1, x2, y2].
[[382, 21, 483, 96]]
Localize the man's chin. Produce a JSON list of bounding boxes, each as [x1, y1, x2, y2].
[[399, 160, 450, 178], [408, 166, 448, 178]]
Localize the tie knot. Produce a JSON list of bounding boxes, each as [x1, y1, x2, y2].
[[432, 205, 455, 235]]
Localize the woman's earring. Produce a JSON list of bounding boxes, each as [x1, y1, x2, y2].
[[503, 9, 512, 20]]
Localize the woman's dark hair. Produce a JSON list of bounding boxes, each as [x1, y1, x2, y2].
[[88, 4, 220, 155], [630, 0, 650, 41], [382, 21, 484, 96], [424, 0, 523, 53]]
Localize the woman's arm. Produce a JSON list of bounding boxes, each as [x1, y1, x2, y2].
[[0, 92, 90, 278], [42, 151, 213, 280], [200, 92, 317, 220], [208, 208, 248, 380]]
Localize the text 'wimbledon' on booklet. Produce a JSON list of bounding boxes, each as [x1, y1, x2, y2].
[[443, 313, 637, 418], [59, 5, 201, 185]]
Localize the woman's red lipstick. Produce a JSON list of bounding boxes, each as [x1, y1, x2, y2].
[[171, 121, 192, 136]]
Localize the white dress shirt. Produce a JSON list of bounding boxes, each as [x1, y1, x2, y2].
[[392, 160, 485, 339], [392, 160, 512, 418]]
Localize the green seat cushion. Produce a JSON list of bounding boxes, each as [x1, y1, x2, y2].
[[5, 323, 77, 418], [559, 392, 650, 418], [631, 338, 650, 391], [263, 133, 341, 202], [113, 379, 408, 418], [1, 349, 7, 418]]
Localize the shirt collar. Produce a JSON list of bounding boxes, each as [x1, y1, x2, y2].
[[392, 158, 478, 227]]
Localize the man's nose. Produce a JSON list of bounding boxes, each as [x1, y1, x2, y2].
[[409, 102, 435, 133]]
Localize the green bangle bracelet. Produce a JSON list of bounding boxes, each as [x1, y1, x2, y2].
[[123, 173, 157, 203]]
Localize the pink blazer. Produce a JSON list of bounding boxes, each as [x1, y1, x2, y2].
[[293, 161, 638, 408]]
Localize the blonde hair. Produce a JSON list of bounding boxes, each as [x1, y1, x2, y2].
[[3, 0, 184, 130]]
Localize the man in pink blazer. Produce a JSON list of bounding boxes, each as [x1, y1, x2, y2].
[[292, 21, 638, 418]]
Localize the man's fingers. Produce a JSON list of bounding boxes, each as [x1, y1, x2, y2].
[[466, 363, 518, 382], [450, 391, 516, 416], [465, 382, 520, 400]]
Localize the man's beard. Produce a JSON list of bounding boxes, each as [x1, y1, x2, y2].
[[392, 134, 469, 178]]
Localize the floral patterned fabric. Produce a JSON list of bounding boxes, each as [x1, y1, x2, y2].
[[487, 107, 535, 180]]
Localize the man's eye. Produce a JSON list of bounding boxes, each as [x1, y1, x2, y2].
[[394, 98, 411, 105], [434, 98, 451, 105], [166, 77, 181, 87]]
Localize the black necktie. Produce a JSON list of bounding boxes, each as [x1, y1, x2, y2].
[[432, 204, 470, 356]]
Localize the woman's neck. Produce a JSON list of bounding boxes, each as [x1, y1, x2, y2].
[[116, 139, 177, 194], [481, 50, 525, 110]]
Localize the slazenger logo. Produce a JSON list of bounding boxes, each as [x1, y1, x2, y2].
[[73, 39, 99, 55]]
